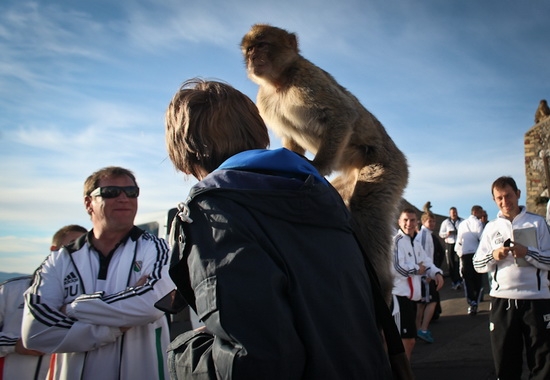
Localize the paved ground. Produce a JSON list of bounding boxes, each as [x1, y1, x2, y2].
[[410, 277, 529, 379]]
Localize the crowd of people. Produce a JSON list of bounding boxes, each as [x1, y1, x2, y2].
[[1, 78, 549, 379], [390, 176, 550, 378]]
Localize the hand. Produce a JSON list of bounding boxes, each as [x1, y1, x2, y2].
[[509, 242, 527, 259], [194, 325, 210, 334], [417, 262, 427, 275], [492, 246, 510, 261], [434, 273, 444, 291], [133, 275, 149, 287], [15, 339, 44, 356]]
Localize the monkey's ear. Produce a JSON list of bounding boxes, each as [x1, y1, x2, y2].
[[288, 32, 299, 52]]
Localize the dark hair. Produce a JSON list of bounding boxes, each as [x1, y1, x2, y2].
[[491, 176, 518, 195], [471, 205, 483, 213], [401, 207, 417, 216], [165, 78, 270, 178]]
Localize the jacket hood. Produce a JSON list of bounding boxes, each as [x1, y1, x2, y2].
[[218, 148, 326, 183], [185, 149, 351, 229]]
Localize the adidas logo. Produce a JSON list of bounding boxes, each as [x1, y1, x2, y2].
[[494, 231, 504, 245], [64, 272, 78, 285]]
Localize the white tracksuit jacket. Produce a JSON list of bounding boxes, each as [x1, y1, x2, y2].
[[392, 229, 443, 301], [455, 215, 483, 257], [22, 228, 175, 380], [473, 207, 550, 300], [1, 276, 50, 380]]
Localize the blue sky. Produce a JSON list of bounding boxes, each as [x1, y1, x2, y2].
[[1, 0, 549, 274]]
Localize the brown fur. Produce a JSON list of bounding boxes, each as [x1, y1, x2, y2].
[[535, 99, 550, 124], [241, 24, 409, 303]]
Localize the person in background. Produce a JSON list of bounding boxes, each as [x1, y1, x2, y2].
[[22, 166, 174, 380], [439, 207, 464, 290], [163, 78, 394, 379], [455, 205, 485, 315], [474, 176, 550, 379], [0, 224, 86, 380], [392, 208, 444, 359], [480, 209, 489, 227], [415, 210, 443, 343], [480, 208, 493, 289], [431, 222, 445, 321], [50, 225, 88, 251]]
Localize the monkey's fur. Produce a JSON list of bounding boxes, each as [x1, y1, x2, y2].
[[534, 99, 550, 124], [241, 24, 409, 303]]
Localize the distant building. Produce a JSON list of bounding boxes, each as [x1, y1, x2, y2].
[[525, 110, 550, 217]]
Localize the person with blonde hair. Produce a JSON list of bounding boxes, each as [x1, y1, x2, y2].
[[164, 78, 393, 379], [50, 224, 87, 251]]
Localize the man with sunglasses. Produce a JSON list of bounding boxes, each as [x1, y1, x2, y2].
[[22, 166, 174, 380]]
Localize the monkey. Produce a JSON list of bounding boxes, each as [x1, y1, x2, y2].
[[241, 24, 409, 304], [534, 99, 550, 124], [423, 201, 432, 213]]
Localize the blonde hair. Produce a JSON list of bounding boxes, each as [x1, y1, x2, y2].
[[421, 211, 435, 223], [51, 224, 87, 247], [165, 78, 270, 178]]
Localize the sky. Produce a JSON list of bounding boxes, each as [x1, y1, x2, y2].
[[1, 0, 549, 274]]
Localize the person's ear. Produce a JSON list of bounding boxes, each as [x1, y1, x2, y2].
[[84, 196, 93, 215]]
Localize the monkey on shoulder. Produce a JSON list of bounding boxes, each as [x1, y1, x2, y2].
[[240, 24, 387, 178], [241, 24, 409, 304]]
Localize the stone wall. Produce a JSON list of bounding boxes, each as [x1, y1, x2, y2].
[[524, 117, 550, 217]]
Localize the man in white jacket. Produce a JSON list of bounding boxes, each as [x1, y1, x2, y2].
[[0, 225, 86, 380], [473, 176, 550, 379], [22, 166, 175, 380], [455, 205, 485, 315], [439, 207, 464, 290], [392, 208, 444, 360]]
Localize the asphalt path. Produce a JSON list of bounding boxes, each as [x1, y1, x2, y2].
[[410, 276, 530, 379]]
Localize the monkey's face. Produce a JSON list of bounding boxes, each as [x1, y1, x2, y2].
[[241, 24, 299, 84], [241, 39, 273, 78]]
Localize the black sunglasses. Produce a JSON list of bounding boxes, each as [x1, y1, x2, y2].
[[89, 186, 140, 199]]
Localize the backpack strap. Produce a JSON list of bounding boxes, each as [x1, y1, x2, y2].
[[155, 203, 197, 315]]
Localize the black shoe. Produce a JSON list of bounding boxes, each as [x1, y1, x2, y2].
[[468, 302, 478, 315]]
